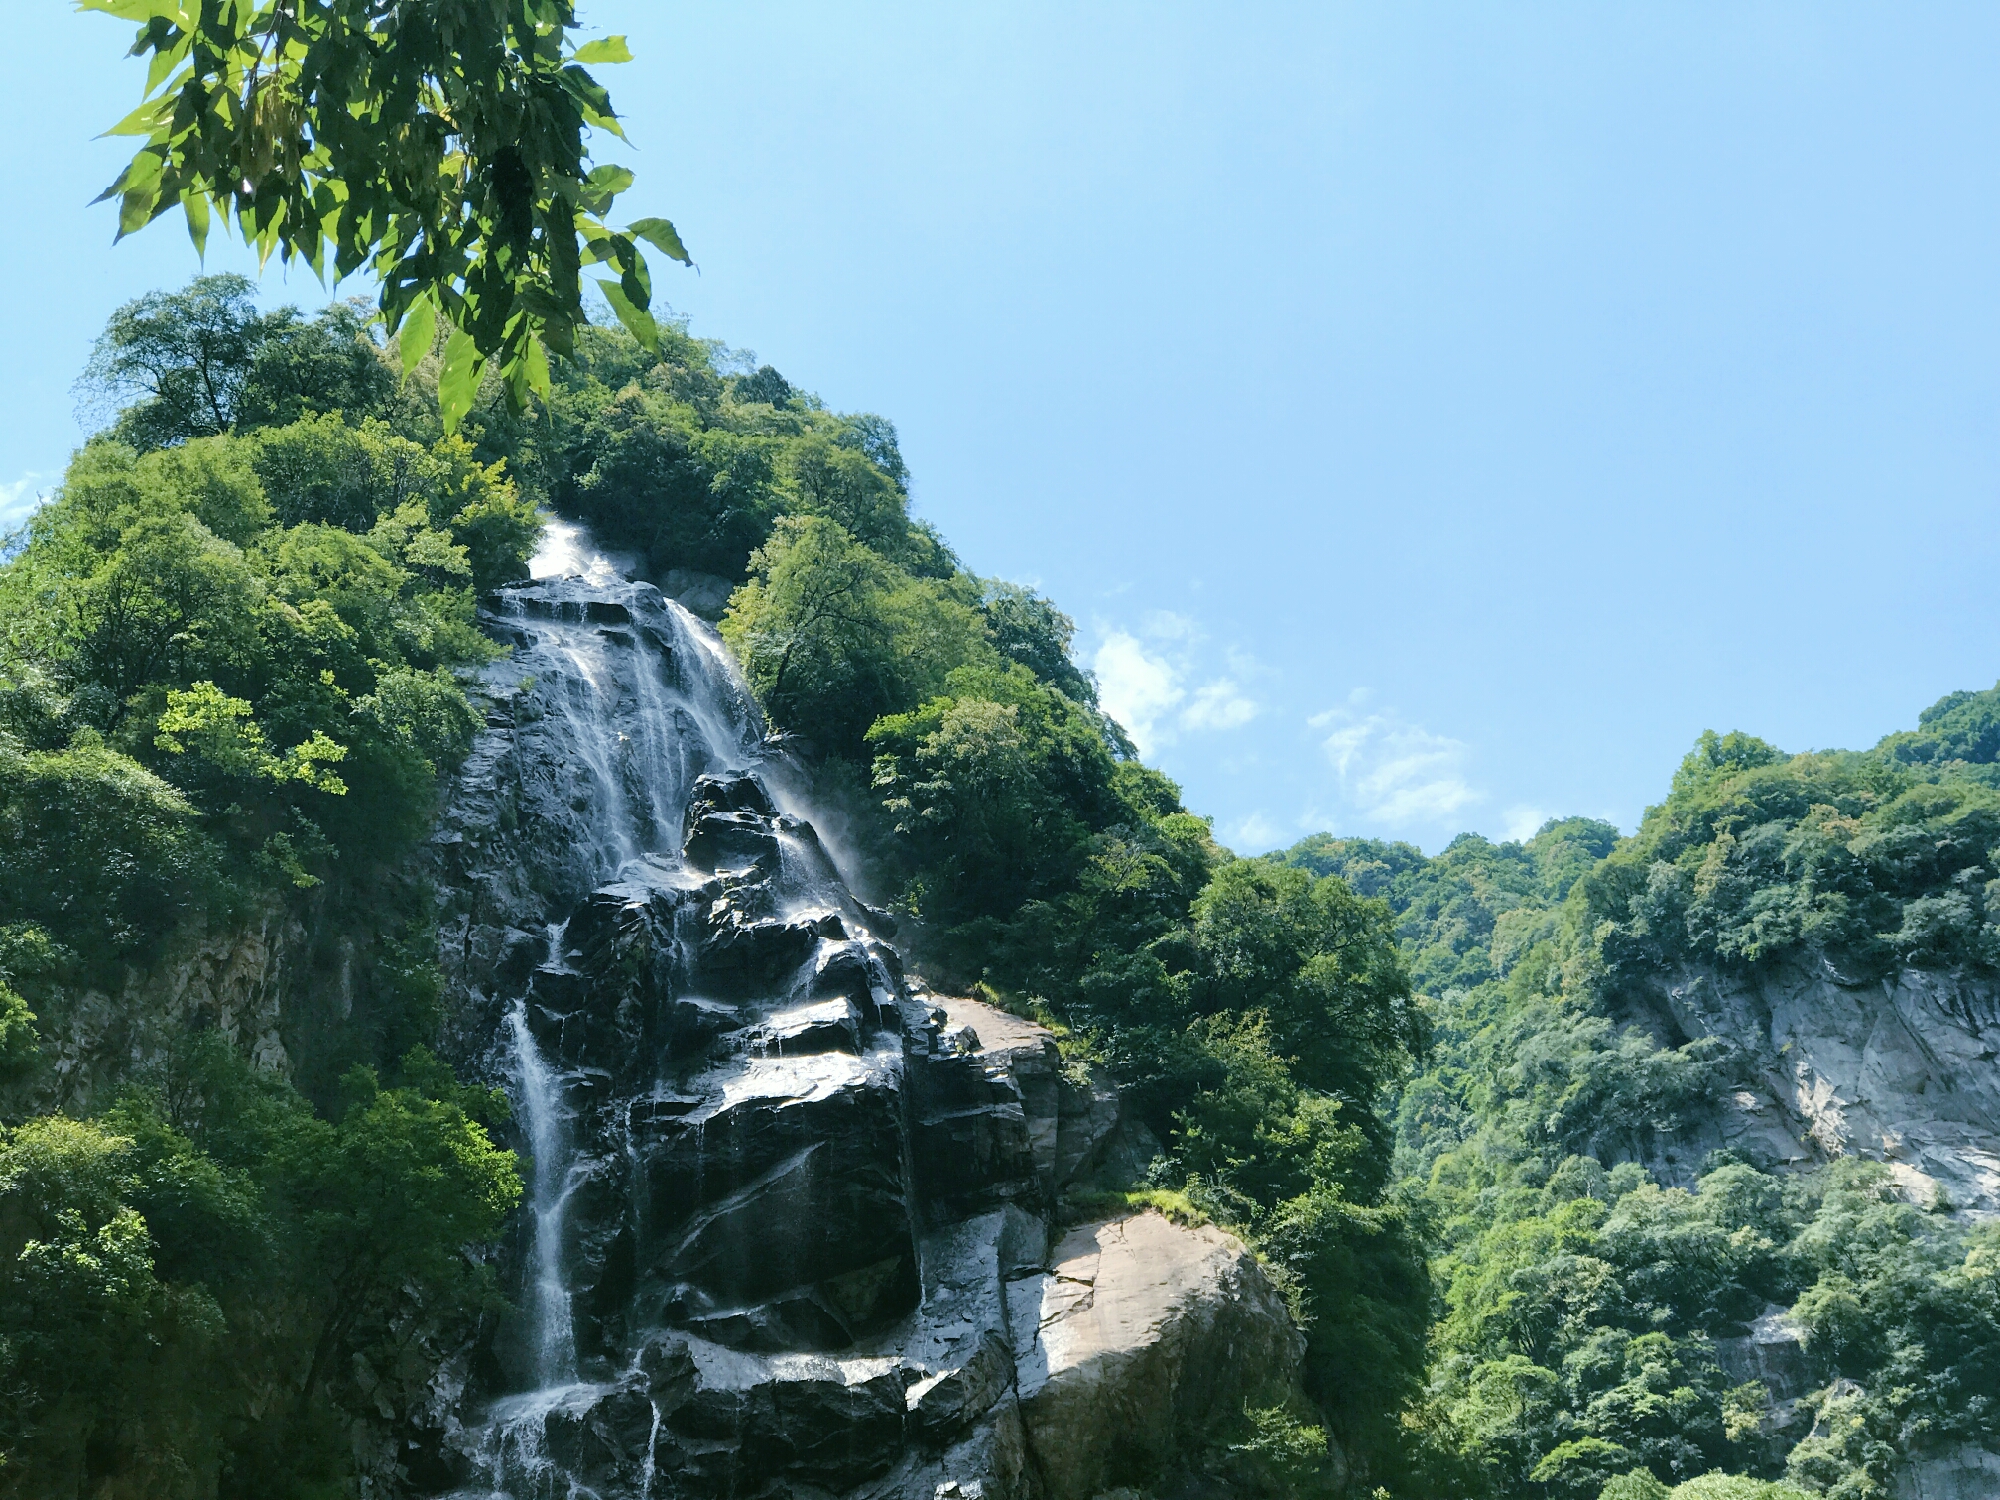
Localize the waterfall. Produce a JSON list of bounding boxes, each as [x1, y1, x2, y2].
[[439, 521, 914, 1500], [505, 998, 575, 1386]]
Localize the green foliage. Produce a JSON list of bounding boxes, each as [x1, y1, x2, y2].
[[1184, 861, 1421, 1121], [1664, 1476, 1816, 1500], [556, 382, 780, 578], [83, 3, 688, 423], [446, 324, 945, 588], [1403, 972, 2000, 1499], [1274, 816, 1620, 997], [870, 662, 1120, 935], [1267, 732, 2000, 1495], [1262, 1185, 1432, 1455], [980, 580, 1100, 708], [0, 985, 35, 1081], [37, 271, 2000, 1500], [0, 406, 533, 935], [81, 277, 395, 451], [0, 729, 221, 958], [1567, 708, 2000, 989], [0, 1115, 226, 1500], [1878, 681, 2000, 773], [155, 680, 349, 793], [723, 515, 992, 754], [1230, 1404, 1340, 1496], [1600, 1470, 1671, 1500], [0, 1041, 518, 1498]]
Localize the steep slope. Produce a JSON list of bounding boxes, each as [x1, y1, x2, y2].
[[1276, 699, 2000, 1499], [1625, 959, 1999, 1211], [425, 543, 1303, 1499]]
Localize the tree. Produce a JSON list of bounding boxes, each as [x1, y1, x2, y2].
[[0, 730, 220, 957], [721, 516, 992, 754], [235, 301, 396, 433], [0, 1116, 227, 1499], [1183, 860, 1420, 1123], [980, 580, 1100, 706], [558, 385, 779, 579], [78, 274, 263, 445], [868, 663, 1120, 928], [85, 0, 691, 427], [79, 277, 398, 451], [272, 1067, 519, 1414], [0, 983, 35, 1081]]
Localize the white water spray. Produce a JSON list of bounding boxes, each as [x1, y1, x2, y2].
[[505, 1000, 576, 1385]]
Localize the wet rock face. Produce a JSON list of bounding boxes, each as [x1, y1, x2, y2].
[[430, 571, 1299, 1500]]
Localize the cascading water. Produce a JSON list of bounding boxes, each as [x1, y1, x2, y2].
[[405, 516, 1288, 1500], [426, 517, 1176, 1500], [435, 524, 928, 1500], [505, 996, 576, 1386]]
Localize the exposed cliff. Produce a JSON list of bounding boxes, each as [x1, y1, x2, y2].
[[1630, 960, 2000, 1215], [425, 563, 1305, 1499]]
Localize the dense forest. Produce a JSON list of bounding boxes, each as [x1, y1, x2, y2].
[[0, 277, 1995, 1499]]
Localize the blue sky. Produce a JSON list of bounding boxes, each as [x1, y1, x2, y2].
[[6, 4, 1999, 854]]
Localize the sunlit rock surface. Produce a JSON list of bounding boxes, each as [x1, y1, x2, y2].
[[1008, 1214, 1305, 1500], [1628, 962, 2000, 1214], [423, 537, 1298, 1499]]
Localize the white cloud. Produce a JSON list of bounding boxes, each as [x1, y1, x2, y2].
[[1092, 630, 1183, 755], [1315, 702, 1479, 826], [1223, 811, 1285, 852], [1090, 619, 1261, 755], [1140, 609, 1200, 642], [1182, 678, 1258, 731], [1501, 804, 1550, 842], [0, 474, 47, 537]]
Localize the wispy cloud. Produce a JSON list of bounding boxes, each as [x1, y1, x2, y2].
[[0, 473, 47, 536], [1501, 804, 1550, 842], [1089, 614, 1262, 756], [1183, 678, 1258, 731], [1222, 811, 1285, 853], [1310, 696, 1480, 826]]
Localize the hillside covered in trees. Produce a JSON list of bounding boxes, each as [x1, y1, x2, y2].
[[0, 277, 1995, 1500]]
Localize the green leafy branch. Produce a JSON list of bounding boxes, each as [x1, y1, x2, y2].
[[79, 0, 691, 432], [155, 680, 348, 792]]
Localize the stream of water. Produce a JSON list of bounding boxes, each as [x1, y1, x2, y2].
[[446, 523, 862, 1498]]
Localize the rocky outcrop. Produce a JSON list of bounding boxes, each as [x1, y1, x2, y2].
[[18, 903, 300, 1117], [1633, 960, 2000, 1213], [660, 568, 736, 621], [1009, 1214, 1305, 1500], [1712, 1305, 1812, 1399], [1896, 1443, 2000, 1500], [426, 567, 1302, 1500]]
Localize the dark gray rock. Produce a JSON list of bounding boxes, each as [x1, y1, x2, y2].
[[1713, 1304, 1814, 1400], [432, 569, 1304, 1500]]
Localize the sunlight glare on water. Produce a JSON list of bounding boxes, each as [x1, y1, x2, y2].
[[529, 516, 624, 586]]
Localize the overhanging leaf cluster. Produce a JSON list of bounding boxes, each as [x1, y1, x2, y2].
[[81, 0, 690, 431]]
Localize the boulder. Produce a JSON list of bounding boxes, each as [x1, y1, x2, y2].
[[1713, 1303, 1814, 1400], [662, 568, 736, 621], [1008, 1212, 1306, 1499]]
